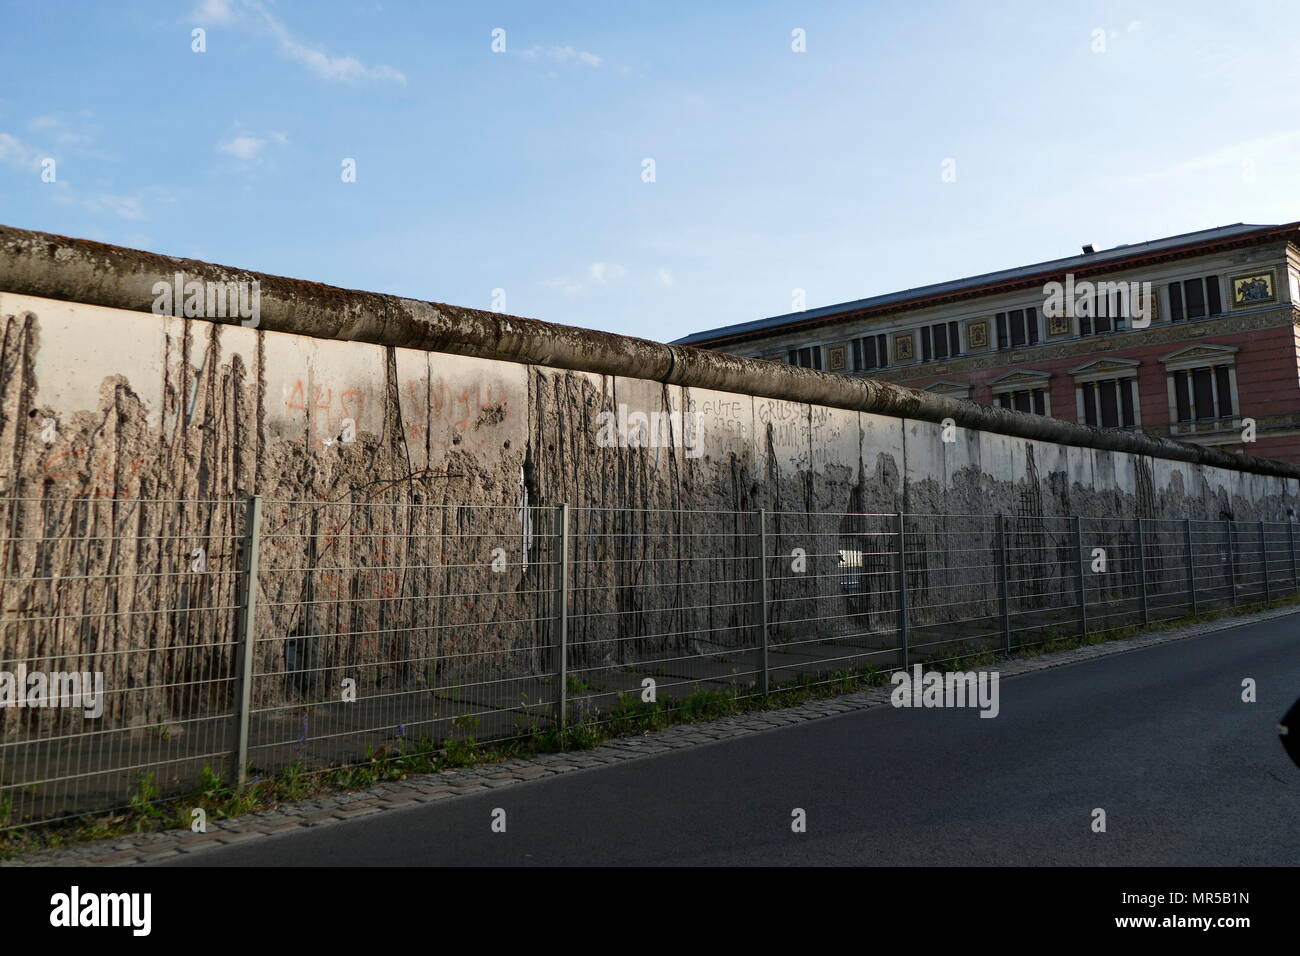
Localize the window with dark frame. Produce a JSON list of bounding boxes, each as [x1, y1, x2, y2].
[[1171, 365, 1235, 422], [996, 389, 1047, 416], [1168, 275, 1222, 322], [1079, 378, 1138, 428], [852, 333, 889, 371], [788, 345, 823, 370], [919, 321, 961, 362], [995, 308, 1038, 349], [1080, 288, 1130, 336]]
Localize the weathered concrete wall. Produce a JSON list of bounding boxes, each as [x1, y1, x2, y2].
[[2, 226, 1299, 748]]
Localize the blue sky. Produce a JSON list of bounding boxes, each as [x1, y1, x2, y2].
[[2, 0, 1298, 342]]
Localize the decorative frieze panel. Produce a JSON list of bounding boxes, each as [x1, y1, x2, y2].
[[1228, 269, 1276, 309]]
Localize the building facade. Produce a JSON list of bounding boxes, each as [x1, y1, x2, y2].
[[673, 222, 1300, 464]]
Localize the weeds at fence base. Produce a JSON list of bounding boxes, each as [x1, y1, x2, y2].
[[3, 591, 1296, 859]]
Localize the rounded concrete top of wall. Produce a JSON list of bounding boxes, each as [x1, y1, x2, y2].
[[2, 222, 1296, 480]]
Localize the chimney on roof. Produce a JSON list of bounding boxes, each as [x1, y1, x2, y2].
[[1081, 243, 1096, 254]]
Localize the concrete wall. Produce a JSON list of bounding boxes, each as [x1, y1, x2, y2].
[[3, 289, 1295, 521], [3, 225, 1299, 744]]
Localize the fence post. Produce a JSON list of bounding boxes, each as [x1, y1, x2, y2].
[[1073, 515, 1088, 640], [757, 508, 769, 696], [997, 514, 1010, 654], [896, 511, 909, 670], [230, 494, 262, 788], [1226, 520, 1237, 607], [1260, 520, 1271, 603], [1185, 519, 1198, 616], [1290, 521, 1297, 591], [1136, 516, 1149, 626], [555, 504, 569, 728]]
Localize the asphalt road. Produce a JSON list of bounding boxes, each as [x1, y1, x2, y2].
[[165, 615, 1300, 866]]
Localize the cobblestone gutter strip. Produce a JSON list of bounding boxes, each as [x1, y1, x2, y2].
[[7, 604, 1296, 867]]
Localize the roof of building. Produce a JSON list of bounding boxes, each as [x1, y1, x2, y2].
[[672, 221, 1294, 347]]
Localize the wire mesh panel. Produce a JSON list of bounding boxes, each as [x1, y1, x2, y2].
[[248, 500, 560, 779], [1236, 521, 1269, 601], [563, 507, 759, 724], [1191, 520, 1237, 608], [2, 498, 1298, 831], [901, 513, 1001, 665], [1139, 519, 1195, 622], [1079, 516, 1146, 635], [763, 511, 901, 682], [1003, 514, 1078, 646], [0, 496, 247, 828]]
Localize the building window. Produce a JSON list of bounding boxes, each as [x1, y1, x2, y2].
[[1161, 345, 1239, 431], [995, 308, 1039, 349], [788, 346, 822, 370], [919, 321, 961, 362], [990, 370, 1052, 417], [1168, 275, 1222, 322], [1078, 379, 1137, 428], [997, 389, 1048, 415], [1070, 358, 1141, 429], [1171, 367, 1234, 421], [852, 334, 888, 370], [1079, 286, 1132, 336]]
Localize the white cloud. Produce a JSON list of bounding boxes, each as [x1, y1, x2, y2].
[[0, 131, 45, 170], [545, 262, 628, 296], [217, 129, 289, 162], [543, 276, 586, 296], [588, 262, 626, 283], [192, 0, 405, 83], [1134, 130, 1300, 183], [219, 135, 265, 160], [551, 45, 602, 67], [0, 116, 103, 171], [193, 0, 236, 25], [17, 113, 111, 159], [656, 268, 675, 288], [3, 121, 154, 219], [79, 194, 147, 220], [52, 189, 150, 221], [521, 45, 603, 68]]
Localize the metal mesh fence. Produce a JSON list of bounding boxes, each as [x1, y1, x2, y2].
[[2, 495, 1297, 830], [0, 496, 247, 829]]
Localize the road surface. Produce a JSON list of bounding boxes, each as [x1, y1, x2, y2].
[[162, 614, 1300, 866]]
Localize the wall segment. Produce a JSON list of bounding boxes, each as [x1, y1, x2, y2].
[[2, 225, 1299, 807]]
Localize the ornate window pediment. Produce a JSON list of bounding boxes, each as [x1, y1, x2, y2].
[[989, 369, 1051, 416], [990, 369, 1051, 393], [1068, 357, 1140, 383], [1159, 343, 1238, 372], [923, 379, 971, 399]]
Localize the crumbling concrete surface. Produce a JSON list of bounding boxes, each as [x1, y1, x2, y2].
[[0, 226, 1297, 809]]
